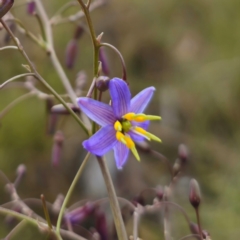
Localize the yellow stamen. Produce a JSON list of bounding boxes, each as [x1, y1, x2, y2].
[[123, 112, 135, 121], [124, 135, 140, 161], [123, 113, 161, 122], [134, 126, 162, 143], [116, 131, 126, 144], [114, 121, 122, 131]]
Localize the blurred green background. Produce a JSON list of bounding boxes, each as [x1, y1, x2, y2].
[[1, 0, 240, 239]]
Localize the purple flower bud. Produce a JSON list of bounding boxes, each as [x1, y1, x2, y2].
[[99, 47, 110, 76], [74, 25, 84, 40], [95, 210, 108, 240], [178, 144, 188, 163], [65, 39, 78, 69], [96, 76, 110, 92], [51, 103, 80, 115], [0, 0, 14, 18], [156, 185, 164, 200], [190, 222, 210, 239], [51, 131, 64, 167], [65, 202, 95, 224], [75, 70, 87, 95], [132, 195, 145, 206], [189, 179, 201, 209], [16, 164, 26, 177], [27, 1, 36, 15], [172, 158, 181, 177]]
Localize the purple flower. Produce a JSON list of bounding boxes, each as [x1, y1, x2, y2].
[[77, 78, 161, 169]]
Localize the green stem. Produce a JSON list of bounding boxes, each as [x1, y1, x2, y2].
[[196, 208, 203, 240], [0, 46, 18, 51], [96, 156, 128, 240], [56, 152, 91, 237]]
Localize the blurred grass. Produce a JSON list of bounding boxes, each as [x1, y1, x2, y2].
[[1, 0, 240, 239]]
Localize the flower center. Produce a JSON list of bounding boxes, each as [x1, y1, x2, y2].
[[113, 112, 162, 162]]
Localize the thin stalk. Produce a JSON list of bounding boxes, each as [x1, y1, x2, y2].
[[0, 73, 35, 89], [100, 43, 127, 81], [41, 194, 53, 229], [34, 0, 77, 105], [97, 156, 128, 240], [0, 46, 18, 51], [0, 18, 89, 136], [56, 152, 91, 237], [133, 211, 139, 240], [196, 208, 203, 240]]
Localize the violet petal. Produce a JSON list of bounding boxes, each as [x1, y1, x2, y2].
[[109, 78, 131, 119], [130, 87, 155, 113], [77, 97, 115, 126], [113, 142, 129, 169], [83, 126, 117, 156]]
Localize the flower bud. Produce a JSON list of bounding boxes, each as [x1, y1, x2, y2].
[[0, 0, 14, 18], [51, 103, 80, 115], [75, 70, 87, 95], [96, 76, 110, 92], [99, 47, 110, 76], [64, 202, 95, 224], [74, 25, 84, 40], [16, 164, 26, 177], [27, 0, 36, 15], [156, 185, 164, 200], [172, 158, 181, 177], [190, 222, 210, 239], [178, 144, 188, 163], [95, 209, 108, 240], [189, 179, 201, 209], [65, 39, 78, 69], [51, 131, 64, 167]]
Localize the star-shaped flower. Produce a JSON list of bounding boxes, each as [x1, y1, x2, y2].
[[77, 78, 161, 169]]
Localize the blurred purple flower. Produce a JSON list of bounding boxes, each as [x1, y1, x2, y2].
[[77, 78, 161, 169]]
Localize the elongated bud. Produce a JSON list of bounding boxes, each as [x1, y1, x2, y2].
[[52, 131, 64, 167], [178, 144, 188, 163], [190, 222, 210, 239], [96, 76, 110, 92], [65, 39, 78, 69], [64, 202, 95, 224], [51, 103, 80, 115], [0, 0, 14, 18], [74, 25, 84, 40], [14, 164, 26, 187], [95, 210, 108, 240], [99, 47, 110, 76], [27, 0, 35, 15], [172, 158, 181, 177], [75, 70, 87, 95], [189, 179, 201, 209], [156, 185, 164, 200]]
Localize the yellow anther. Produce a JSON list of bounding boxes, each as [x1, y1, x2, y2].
[[123, 113, 161, 123], [114, 121, 122, 131], [135, 126, 147, 135], [124, 135, 140, 161], [123, 112, 135, 121], [134, 126, 161, 143], [116, 131, 126, 144]]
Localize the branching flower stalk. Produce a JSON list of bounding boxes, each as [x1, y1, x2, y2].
[[0, 18, 89, 136]]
